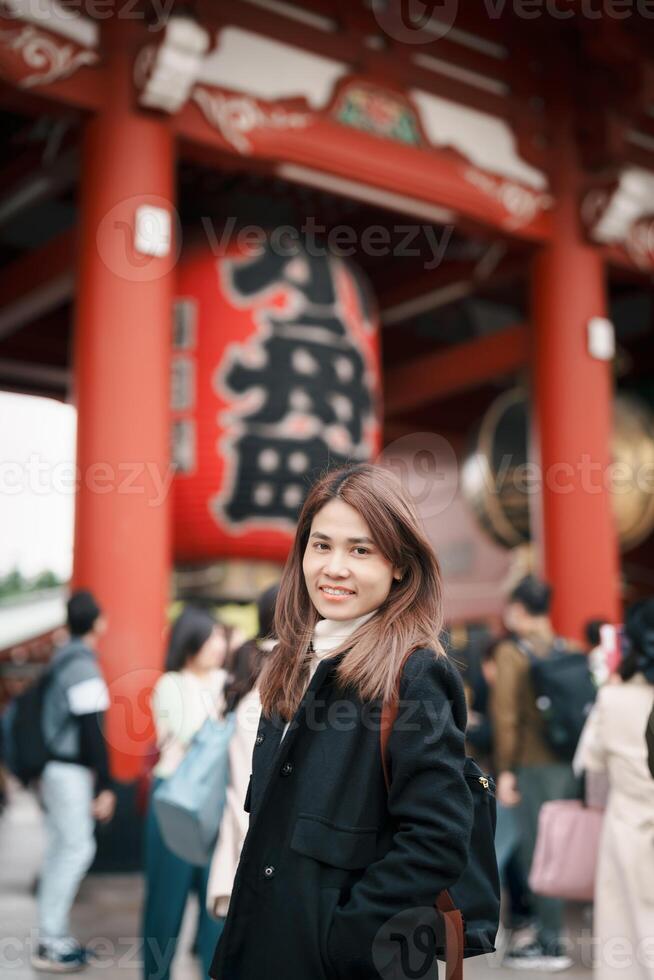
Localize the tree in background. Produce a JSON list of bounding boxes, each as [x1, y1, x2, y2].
[[0, 568, 62, 599]]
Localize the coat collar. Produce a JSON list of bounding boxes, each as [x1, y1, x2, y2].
[[312, 610, 377, 657]]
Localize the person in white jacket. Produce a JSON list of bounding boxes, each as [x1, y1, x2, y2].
[[575, 599, 654, 980], [207, 586, 278, 924], [142, 606, 231, 980]]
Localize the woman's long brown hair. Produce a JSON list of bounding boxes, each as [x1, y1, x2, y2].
[[259, 463, 445, 720]]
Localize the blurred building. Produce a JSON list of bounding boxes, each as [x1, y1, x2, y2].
[[1, 1, 654, 777]]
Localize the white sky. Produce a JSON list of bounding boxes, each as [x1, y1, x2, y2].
[[0, 392, 76, 580]]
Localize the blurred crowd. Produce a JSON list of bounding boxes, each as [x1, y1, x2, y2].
[[1, 575, 654, 977], [463, 576, 654, 975]]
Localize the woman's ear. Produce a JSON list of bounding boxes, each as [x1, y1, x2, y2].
[[393, 568, 404, 582]]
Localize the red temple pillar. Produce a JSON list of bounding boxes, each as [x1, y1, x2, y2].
[[72, 23, 175, 780], [530, 118, 620, 641]]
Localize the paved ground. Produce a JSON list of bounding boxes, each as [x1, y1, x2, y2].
[[0, 787, 593, 979]]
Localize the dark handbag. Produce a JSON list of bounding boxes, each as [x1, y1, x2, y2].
[[380, 694, 500, 980]]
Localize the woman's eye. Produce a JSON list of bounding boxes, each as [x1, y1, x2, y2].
[[353, 547, 370, 556], [314, 542, 329, 551]]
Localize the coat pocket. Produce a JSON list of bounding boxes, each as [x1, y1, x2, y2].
[[290, 813, 378, 869]]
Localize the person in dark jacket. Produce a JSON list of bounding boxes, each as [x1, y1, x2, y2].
[[210, 463, 473, 980], [492, 576, 579, 971], [32, 590, 115, 973]]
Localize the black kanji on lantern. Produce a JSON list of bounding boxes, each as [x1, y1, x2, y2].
[[229, 249, 336, 307], [224, 330, 370, 443], [217, 244, 375, 527], [224, 434, 349, 523]]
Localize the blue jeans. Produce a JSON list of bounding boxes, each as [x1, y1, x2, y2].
[[142, 781, 224, 980]]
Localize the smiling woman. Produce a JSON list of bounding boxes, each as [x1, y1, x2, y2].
[[209, 462, 481, 980], [302, 498, 401, 622], [262, 463, 445, 720]]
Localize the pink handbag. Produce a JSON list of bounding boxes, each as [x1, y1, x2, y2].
[[528, 799, 604, 902]]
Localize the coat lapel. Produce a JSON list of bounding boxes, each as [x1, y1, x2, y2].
[[251, 656, 342, 825]]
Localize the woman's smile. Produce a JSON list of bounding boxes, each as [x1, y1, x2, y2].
[[319, 585, 356, 599]]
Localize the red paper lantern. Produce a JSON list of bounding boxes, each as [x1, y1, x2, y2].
[[172, 240, 382, 563]]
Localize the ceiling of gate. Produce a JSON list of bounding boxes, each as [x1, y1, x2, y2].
[[1, 2, 654, 425]]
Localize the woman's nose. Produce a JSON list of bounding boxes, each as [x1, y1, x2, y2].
[[324, 552, 349, 577]]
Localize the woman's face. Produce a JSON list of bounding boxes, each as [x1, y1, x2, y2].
[[303, 498, 401, 621], [191, 626, 229, 671]]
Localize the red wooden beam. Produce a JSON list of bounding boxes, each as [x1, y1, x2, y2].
[[176, 93, 552, 241], [0, 230, 76, 341], [0, 16, 105, 112], [384, 322, 528, 416], [24, 67, 106, 113]]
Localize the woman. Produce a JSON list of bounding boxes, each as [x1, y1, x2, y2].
[[576, 599, 654, 980], [207, 586, 278, 925], [210, 463, 473, 980], [142, 606, 231, 980]]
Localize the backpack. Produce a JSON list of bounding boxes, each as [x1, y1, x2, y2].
[[520, 638, 597, 762], [1, 648, 80, 786], [380, 698, 500, 980], [153, 712, 236, 865]]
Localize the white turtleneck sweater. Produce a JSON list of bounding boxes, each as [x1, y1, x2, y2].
[[281, 609, 377, 741]]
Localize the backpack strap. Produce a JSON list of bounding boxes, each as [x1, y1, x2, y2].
[[516, 636, 566, 663], [43, 645, 101, 754], [47, 643, 92, 681], [380, 675, 465, 980], [436, 892, 464, 980]]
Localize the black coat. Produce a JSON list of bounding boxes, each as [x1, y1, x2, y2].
[[210, 647, 473, 980]]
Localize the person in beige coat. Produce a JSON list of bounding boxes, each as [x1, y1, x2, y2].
[[576, 599, 654, 980], [207, 586, 278, 923], [207, 670, 263, 919]]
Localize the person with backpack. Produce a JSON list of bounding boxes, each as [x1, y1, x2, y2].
[[31, 590, 115, 973], [141, 606, 232, 980], [575, 599, 654, 980], [209, 463, 499, 980], [492, 576, 582, 972]]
